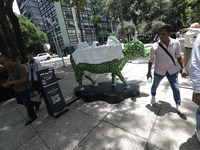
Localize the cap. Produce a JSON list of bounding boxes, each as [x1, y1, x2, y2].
[[158, 24, 173, 32]]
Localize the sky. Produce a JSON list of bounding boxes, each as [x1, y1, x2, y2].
[[13, 0, 20, 14]]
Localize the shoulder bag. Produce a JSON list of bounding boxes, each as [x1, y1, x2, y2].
[[158, 42, 176, 66]]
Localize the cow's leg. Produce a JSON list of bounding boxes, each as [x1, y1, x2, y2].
[[112, 73, 116, 86], [76, 71, 84, 90], [85, 75, 98, 86], [116, 71, 130, 89]]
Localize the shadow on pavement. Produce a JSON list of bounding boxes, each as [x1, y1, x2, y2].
[[179, 134, 200, 150], [146, 101, 187, 120]]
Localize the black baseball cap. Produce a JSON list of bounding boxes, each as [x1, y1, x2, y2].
[[158, 24, 173, 32]]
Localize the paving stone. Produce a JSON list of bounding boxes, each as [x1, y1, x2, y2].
[[16, 135, 50, 150], [38, 109, 99, 150], [104, 98, 159, 139], [148, 109, 199, 150], [0, 121, 36, 150], [0, 99, 24, 127], [71, 98, 117, 120], [75, 121, 147, 150]]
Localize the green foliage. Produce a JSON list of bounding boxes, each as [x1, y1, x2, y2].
[[114, 21, 136, 40], [185, 0, 200, 26], [137, 20, 164, 34], [90, 0, 102, 24], [18, 15, 48, 52], [103, 0, 120, 21], [103, 0, 193, 34]]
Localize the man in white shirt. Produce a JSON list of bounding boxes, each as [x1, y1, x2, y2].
[[181, 23, 200, 68], [189, 35, 200, 142], [147, 24, 187, 114]]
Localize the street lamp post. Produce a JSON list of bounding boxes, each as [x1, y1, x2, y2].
[[110, 17, 114, 33], [45, 18, 65, 67], [98, 23, 104, 43]]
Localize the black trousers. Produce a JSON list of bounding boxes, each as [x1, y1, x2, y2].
[[15, 90, 39, 118], [31, 80, 42, 94]]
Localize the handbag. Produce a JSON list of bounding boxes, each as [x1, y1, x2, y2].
[[158, 42, 176, 66]]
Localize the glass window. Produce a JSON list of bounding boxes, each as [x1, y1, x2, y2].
[[66, 21, 75, 27], [70, 38, 78, 42], [85, 30, 92, 35], [63, 11, 73, 19], [68, 29, 76, 35]]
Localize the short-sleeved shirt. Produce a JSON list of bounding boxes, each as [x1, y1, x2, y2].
[[8, 63, 30, 92], [148, 38, 182, 75]]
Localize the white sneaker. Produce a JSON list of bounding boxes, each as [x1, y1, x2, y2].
[[150, 96, 156, 105], [176, 105, 184, 114], [196, 129, 200, 143]]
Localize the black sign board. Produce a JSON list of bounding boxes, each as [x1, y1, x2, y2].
[[37, 68, 68, 118]]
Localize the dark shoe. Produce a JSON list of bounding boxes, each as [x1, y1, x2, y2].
[[39, 94, 44, 99], [35, 102, 41, 111], [30, 93, 36, 98], [39, 93, 44, 98], [25, 117, 37, 126]]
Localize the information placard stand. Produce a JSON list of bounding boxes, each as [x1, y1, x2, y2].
[[37, 68, 68, 118]]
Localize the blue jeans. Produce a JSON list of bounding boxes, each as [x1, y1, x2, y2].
[[196, 106, 200, 131], [151, 71, 181, 105]]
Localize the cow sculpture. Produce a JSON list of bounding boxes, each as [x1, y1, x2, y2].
[[70, 40, 149, 90]]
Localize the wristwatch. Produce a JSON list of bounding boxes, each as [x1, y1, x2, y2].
[[182, 68, 186, 71]]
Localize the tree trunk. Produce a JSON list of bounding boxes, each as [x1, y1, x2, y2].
[[119, 0, 124, 42], [0, 0, 18, 59], [5, 0, 26, 60], [76, 0, 84, 42], [0, 31, 11, 55]]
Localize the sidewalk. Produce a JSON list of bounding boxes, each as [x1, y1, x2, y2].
[[1, 44, 200, 150]]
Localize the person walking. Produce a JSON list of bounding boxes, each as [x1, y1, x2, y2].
[[16, 56, 27, 70], [181, 23, 200, 68], [0, 55, 41, 125], [153, 34, 159, 43], [189, 34, 200, 142], [26, 52, 44, 98], [16, 56, 36, 98], [146, 24, 187, 114]]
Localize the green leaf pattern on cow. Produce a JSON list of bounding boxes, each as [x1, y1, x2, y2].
[[70, 40, 149, 90]]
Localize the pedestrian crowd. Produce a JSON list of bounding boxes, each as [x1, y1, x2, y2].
[[0, 52, 43, 125]]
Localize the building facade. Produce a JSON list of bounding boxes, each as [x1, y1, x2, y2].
[[16, 0, 113, 54], [16, 0, 45, 32]]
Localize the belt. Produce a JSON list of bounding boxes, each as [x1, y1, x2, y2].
[[185, 47, 192, 49]]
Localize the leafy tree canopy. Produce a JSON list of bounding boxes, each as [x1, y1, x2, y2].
[[103, 0, 193, 34], [18, 15, 48, 53], [114, 21, 136, 40]]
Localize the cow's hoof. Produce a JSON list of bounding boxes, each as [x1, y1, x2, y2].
[[112, 83, 116, 86], [125, 85, 130, 89], [80, 87, 85, 91], [94, 83, 98, 86]]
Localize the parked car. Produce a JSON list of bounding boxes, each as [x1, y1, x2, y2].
[[50, 53, 58, 58], [34, 53, 51, 61]]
